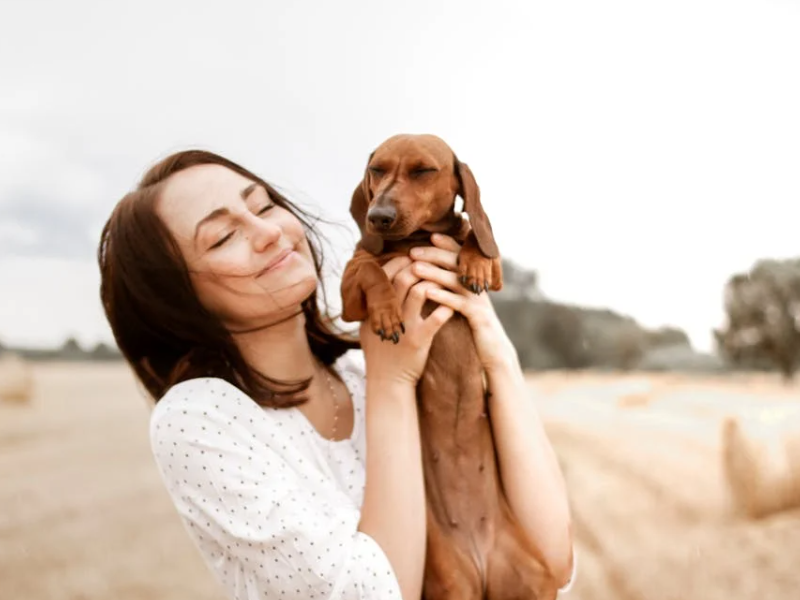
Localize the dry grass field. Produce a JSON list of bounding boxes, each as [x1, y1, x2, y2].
[[2, 362, 799, 600]]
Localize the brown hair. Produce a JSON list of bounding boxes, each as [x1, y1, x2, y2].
[[98, 149, 358, 407]]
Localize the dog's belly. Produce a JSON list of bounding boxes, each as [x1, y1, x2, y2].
[[416, 309, 557, 600], [417, 311, 500, 577]]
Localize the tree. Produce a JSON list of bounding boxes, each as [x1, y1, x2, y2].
[[716, 259, 800, 381], [91, 342, 122, 361], [646, 326, 691, 349], [536, 303, 590, 369], [499, 258, 541, 300]]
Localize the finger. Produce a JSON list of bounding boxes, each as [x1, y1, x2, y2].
[[404, 280, 440, 319], [422, 304, 455, 337], [409, 245, 458, 271], [381, 256, 413, 281], [412, 261, 464, 293], [392, 263, 422, 306], [431, 233, 462, 252], [425, 286, 469, 315]]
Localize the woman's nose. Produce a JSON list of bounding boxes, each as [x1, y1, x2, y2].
[[246, 215, 281, 252]]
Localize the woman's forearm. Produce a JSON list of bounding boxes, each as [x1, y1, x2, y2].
[[358, 378, 426, 600], [485, 355, 574, 587]]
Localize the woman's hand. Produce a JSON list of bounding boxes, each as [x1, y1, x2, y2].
[[360, 256, 454, 387], [409, 234, 517, 373]]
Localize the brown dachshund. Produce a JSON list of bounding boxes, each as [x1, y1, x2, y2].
[[341, 134, 557, 600]]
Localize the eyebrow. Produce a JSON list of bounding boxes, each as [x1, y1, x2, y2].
[[240, 182, 258, 200], [193, 182, 261, 245]]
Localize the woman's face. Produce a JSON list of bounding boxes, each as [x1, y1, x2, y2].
[[157, 164, 318, 331]]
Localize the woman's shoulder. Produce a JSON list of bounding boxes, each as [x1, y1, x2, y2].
[[153, 376, 246, 411], [149, 377, 256, 441], [149, 350, 366, 445]]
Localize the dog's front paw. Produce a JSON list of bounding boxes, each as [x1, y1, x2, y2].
[[457, 245, 502, 294], [368, 299, 405, 344]]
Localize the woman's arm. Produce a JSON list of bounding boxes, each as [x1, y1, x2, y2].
[[410, 235, 575, 588], [357, 256, 454, 600], [484, 351, 575, 587], [357, 378, 426, 600]]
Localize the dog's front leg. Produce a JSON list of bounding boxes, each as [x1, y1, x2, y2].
[[341, 254, 405, 343], [457, 230, 503, 294]]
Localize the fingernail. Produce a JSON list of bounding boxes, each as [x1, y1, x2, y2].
[[410, 247, 423, 257]]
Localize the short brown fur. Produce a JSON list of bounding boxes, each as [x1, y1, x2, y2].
[[341, 134, 557, 600]]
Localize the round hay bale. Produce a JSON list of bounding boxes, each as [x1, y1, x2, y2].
[[721, 414, 800, 518], [783, 431, 800, 505], [616, 392, 651, 408], [613, 378, 654, 408], [0, 353, 34, 404]]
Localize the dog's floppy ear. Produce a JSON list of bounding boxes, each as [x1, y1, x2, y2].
[[349, 152, 383, 254], [454, 156, 499, 258]]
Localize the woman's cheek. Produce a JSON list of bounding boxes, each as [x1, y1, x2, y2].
[[218, 243, 254, 277]]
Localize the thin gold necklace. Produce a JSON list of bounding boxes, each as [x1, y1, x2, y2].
[[321, 366, 339, 442]]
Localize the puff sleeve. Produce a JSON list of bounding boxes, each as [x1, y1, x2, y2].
[[149, 377, 401, 600]]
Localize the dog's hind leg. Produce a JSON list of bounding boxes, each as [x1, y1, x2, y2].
[[484, 511, 558, 600], [422, 503, 483, 600]]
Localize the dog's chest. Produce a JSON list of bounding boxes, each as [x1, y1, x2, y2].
[[418, 313, 486, 419]]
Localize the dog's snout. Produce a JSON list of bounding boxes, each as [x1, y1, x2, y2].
[[367, 206, 397, 230]]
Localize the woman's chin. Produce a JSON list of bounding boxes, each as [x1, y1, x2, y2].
[[243, 276, 318, 324], [278, 271, 318, 301], [226, 303, 308, 334]]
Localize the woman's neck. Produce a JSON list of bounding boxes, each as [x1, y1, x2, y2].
[[231, 311, 317, 382]]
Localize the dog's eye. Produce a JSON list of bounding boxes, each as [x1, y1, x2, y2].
[[368, 166, 385, 177], [410, 167, 438, 178]]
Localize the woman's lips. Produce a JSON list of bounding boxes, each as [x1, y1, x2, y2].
[[258, 249, 294, 276]]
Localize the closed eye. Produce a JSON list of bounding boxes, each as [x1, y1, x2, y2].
[[257, 203, 275, 215], [410, 166, 438, 178], [209, 204, 275, 250], [210, 232, 234, 249], [368, 166, 386, 176]]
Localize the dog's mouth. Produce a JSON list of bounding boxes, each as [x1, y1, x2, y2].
[[366, 208, 461, 241], [369, 228, 442, 245], [375, 229, 412, 240], [366, 217, 415, 240]]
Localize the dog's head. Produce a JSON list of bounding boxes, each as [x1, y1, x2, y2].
[[350, 134, 499, 257]]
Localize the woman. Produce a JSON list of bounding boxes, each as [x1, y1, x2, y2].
[[98, 150, 575, 600]]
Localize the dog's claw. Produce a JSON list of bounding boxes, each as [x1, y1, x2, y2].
[[400, 322, 406, 334], [391, 332, 399, 344], [377, 329, 385, 339], [484, 282, 489, 292], [460, 276, 468, 286]]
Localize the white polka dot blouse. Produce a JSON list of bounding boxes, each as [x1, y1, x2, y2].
[[149, 349, 402, 600]]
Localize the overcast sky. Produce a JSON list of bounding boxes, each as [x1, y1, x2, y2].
[[1, 0, 798, 352]]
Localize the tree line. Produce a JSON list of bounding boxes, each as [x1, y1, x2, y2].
[[2, 256, 797, 378], [492, 256, 800, 379]]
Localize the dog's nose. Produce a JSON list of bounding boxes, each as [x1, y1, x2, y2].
[[367, 206, 397, 230]]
